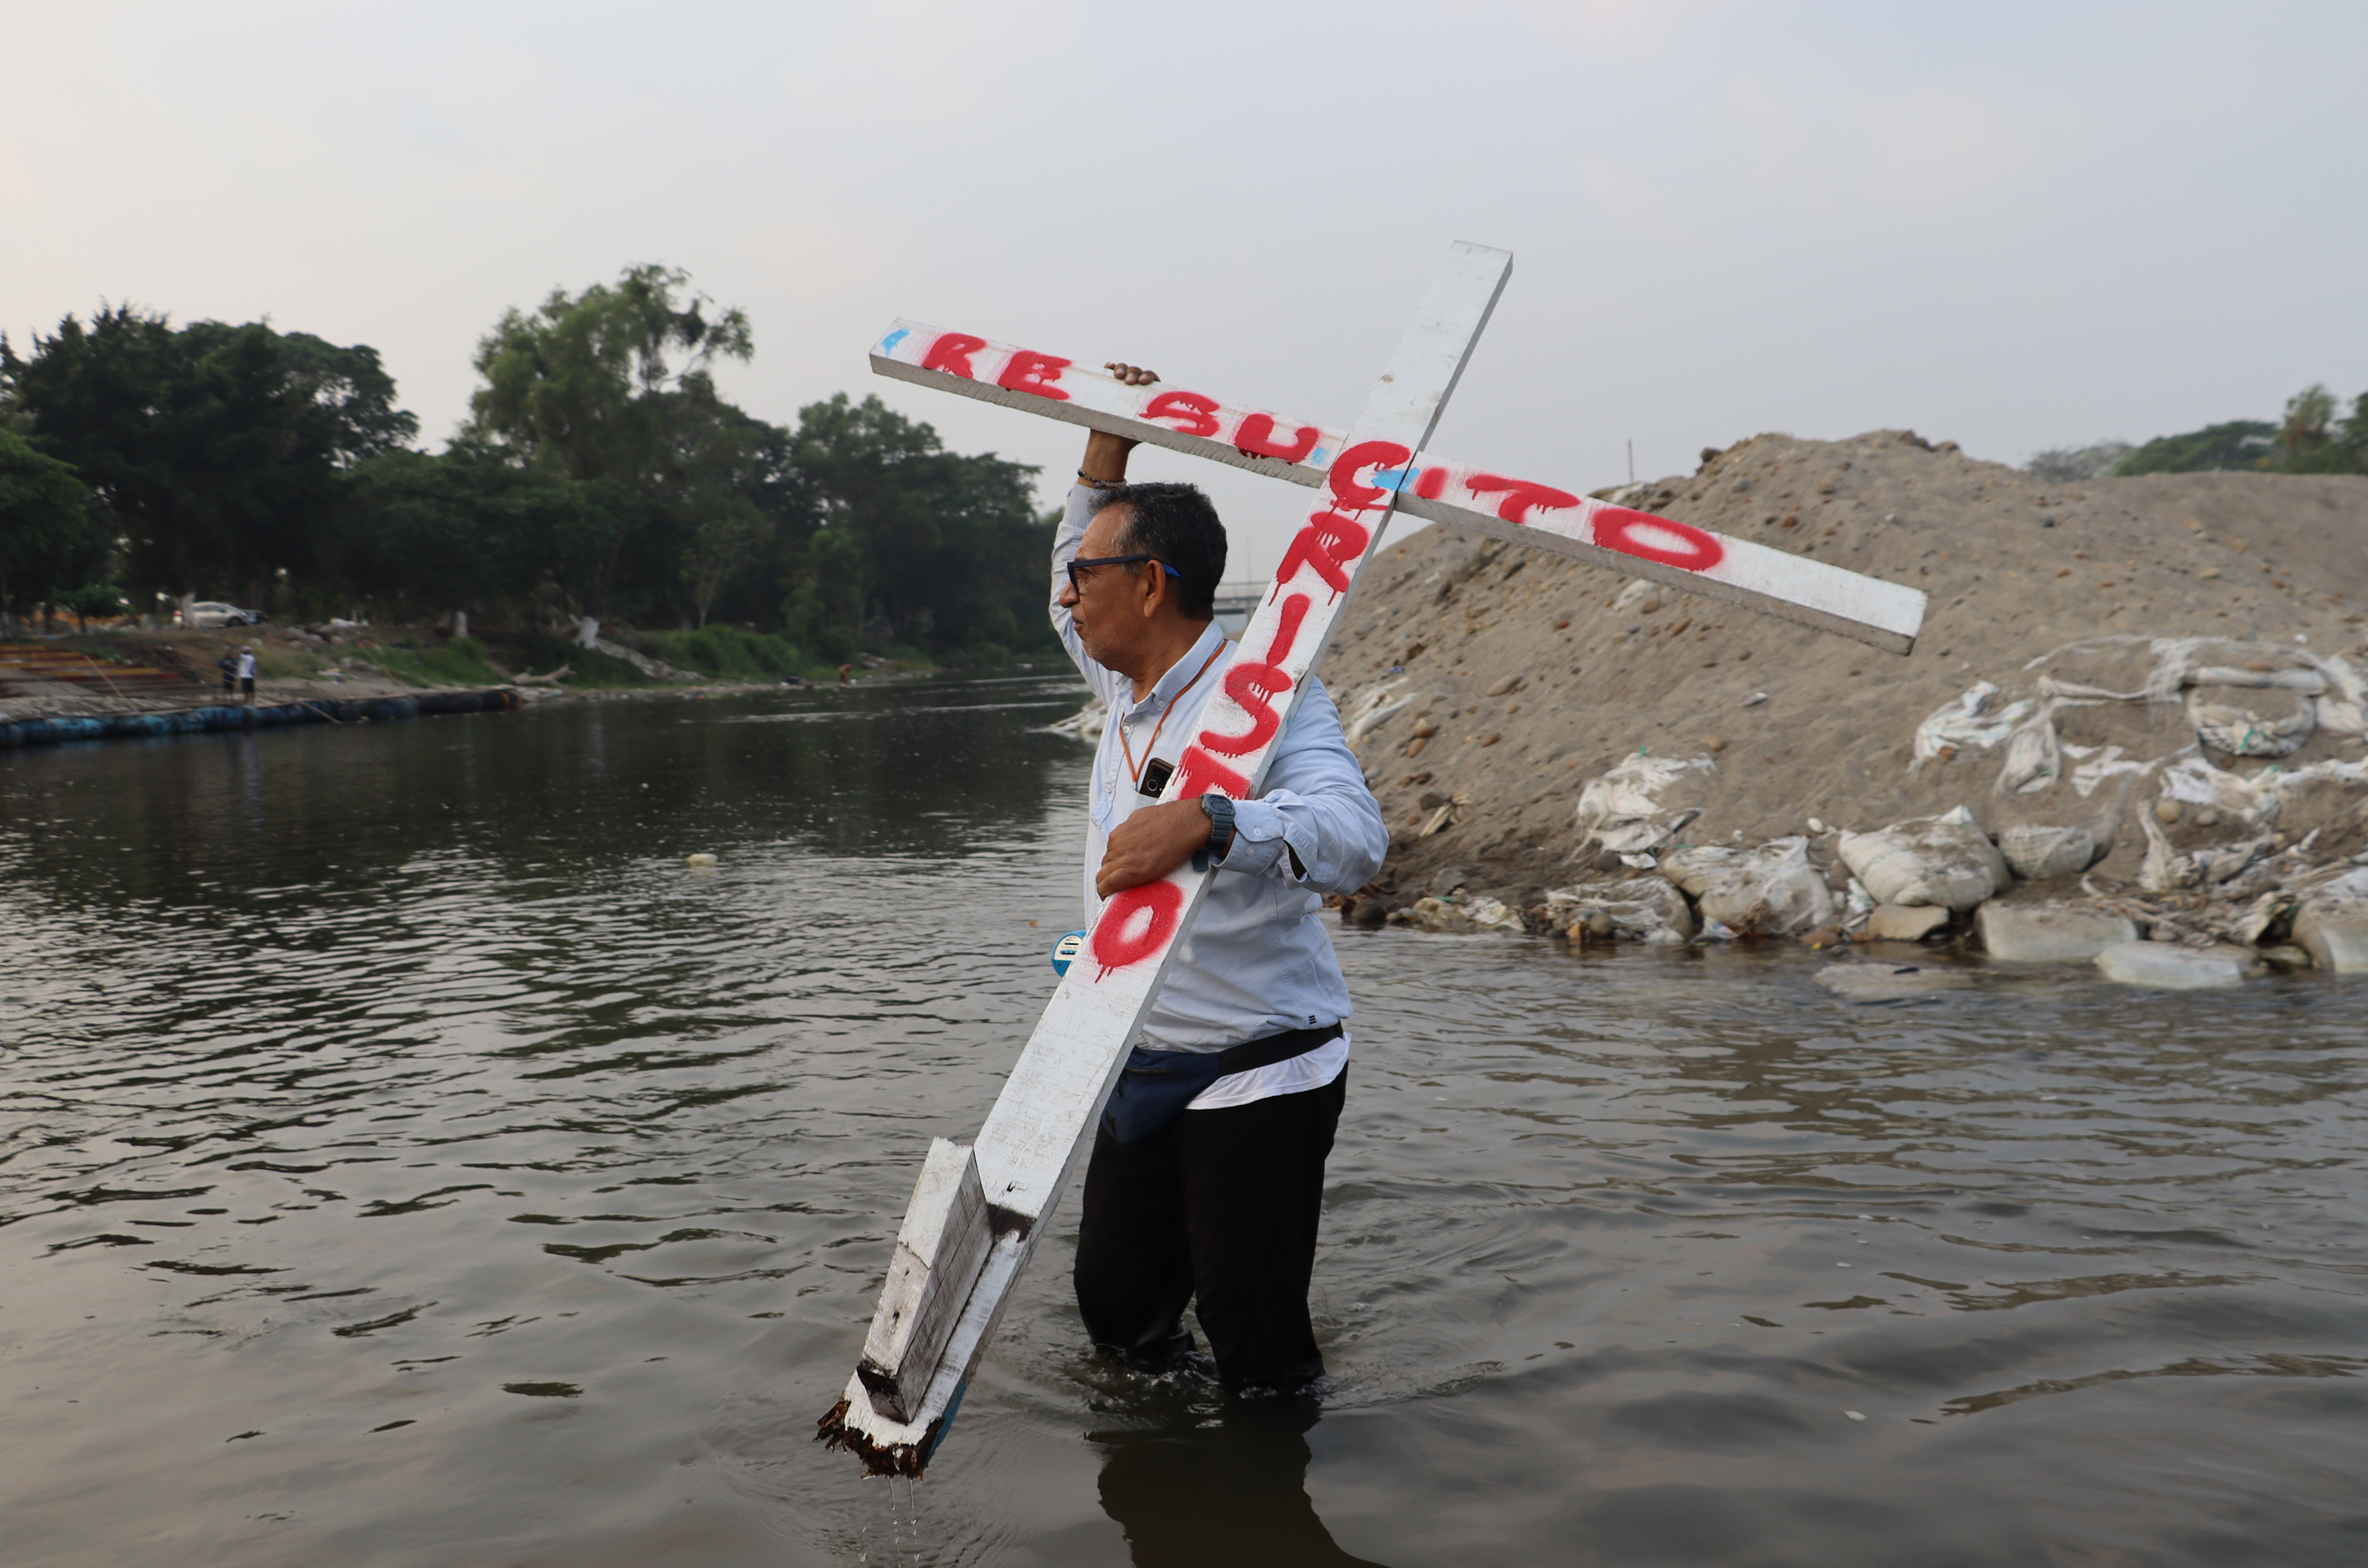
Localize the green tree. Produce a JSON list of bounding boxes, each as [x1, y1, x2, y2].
[[667, 399, 788, 628], [784, 521, 866, 662], [2265, 383, 2367, 474], [1, 306, 413, 619], [2110, 419, 2278, 475], [784, 393, 1047, 652], [464, 264, 752, 639], [58, 582, 127, 630], [2026, 440, 2133, 482], [682, 499, 769, 629], [330, 448, 586, 623], [0, 425, 104, 624], [2342, 390, 2368, 461]]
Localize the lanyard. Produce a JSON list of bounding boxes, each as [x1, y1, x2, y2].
[[1118, 642, 1227, 787]]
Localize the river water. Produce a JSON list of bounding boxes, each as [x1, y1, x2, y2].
[[3, 676, 2365, 1567]]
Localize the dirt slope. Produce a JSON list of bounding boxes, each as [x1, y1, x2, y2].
[[1319, 431, 2368, 912]]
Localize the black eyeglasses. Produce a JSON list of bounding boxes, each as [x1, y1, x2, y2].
[[1065, 554, 1182, 591]]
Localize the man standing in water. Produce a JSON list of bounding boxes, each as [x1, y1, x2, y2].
[[1052, 363, 1387, 1393]]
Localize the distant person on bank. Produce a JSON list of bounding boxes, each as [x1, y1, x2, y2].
[[1052, 363, 1387, 1394], [237, 646, 257, 703], [217, 651, 237, 697]]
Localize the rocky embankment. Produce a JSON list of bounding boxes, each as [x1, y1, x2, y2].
[[1306, 430, 2368, 980]]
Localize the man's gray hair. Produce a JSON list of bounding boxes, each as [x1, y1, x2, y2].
[[1087, 482, 1226, 620]]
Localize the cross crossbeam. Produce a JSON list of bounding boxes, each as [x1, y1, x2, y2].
[[871, 322, 1926, 653]]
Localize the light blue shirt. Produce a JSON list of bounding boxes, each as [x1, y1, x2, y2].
[[1052, 485, 1388, 1053]]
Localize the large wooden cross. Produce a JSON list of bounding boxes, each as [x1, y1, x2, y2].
[[817, 243, 1927, 1477]]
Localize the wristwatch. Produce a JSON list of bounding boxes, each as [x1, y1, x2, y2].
[[1198, 793, 1237, 864]]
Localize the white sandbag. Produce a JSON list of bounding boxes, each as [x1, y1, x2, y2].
[[2185, 685, 2315, 759], [1574, 754, 1718, 854], [1994, 703, 2064, 795], [1396, 893, 1528, 936], [2317, 693, 2368, 737], [1661, 837, 1836, 936], [1542, 878, 1695, 944], [1911, 682, 2029, 766], [2186, 665, 2327, 693], [1839, 807, 2009, 910], [1997, 823, 2099, 881], [2064, 744, 2155, 799], [2157, 754, 2272, 825], [2313, 655, 2368, 737], [2264, 757, 2368, 800]]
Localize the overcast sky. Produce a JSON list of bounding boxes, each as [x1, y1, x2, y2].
[[6, 1, 2363, 577]]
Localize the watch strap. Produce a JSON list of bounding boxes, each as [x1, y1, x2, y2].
[[1199, 793, 1237, 862]]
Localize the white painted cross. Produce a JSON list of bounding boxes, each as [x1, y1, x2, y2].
[[868, 310, 1924, 654], [818, 244, 1926, 1477]]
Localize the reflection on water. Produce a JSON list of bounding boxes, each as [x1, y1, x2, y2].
[[1093, 1397, 1386, 1568], [3, 673, 2365, 1567]]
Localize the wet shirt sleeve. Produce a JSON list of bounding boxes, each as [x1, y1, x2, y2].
[[1049, 485, 1128, 709], [1217, 676, 1386, 896]]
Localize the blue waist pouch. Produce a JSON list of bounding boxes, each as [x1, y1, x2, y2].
[[1099, 1023, 1341, 1145]]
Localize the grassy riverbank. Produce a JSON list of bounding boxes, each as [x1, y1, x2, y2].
[[0, 621, 958, 720]]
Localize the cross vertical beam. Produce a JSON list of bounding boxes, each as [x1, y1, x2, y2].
[[819, 242, 1515, 1476]]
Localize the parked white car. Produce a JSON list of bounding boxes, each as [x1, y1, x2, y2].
[[182, 601, 267, 628]]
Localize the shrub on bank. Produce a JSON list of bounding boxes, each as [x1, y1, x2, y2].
[[637, 625, 815, 681], [476, 630, 650, 688], [252, 645, 329, 681], [369, 636, 512, 689]]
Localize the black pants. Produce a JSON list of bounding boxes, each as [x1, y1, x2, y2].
[[1074, 1067, 1346, 1392]]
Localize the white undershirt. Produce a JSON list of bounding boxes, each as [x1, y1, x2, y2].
[[1187, 1030, 1351, 1112]]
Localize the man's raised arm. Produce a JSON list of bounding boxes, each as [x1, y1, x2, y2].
[[1047, 363, 1162, 694]]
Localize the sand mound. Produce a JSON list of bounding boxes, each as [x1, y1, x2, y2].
[[1319, 430, 2368, 916]]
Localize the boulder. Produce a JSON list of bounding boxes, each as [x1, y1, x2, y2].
[[1815, 963, 1976, 1004], [1976, 903, 2138, 963], [2290, 869, 2368, 973], [1867, 904, 1951, 943], [2292, 908, 2368, 973], [2094, 942, 2259, 990]]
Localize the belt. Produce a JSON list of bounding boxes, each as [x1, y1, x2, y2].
[[1212, 1020, 1343, 1075]]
